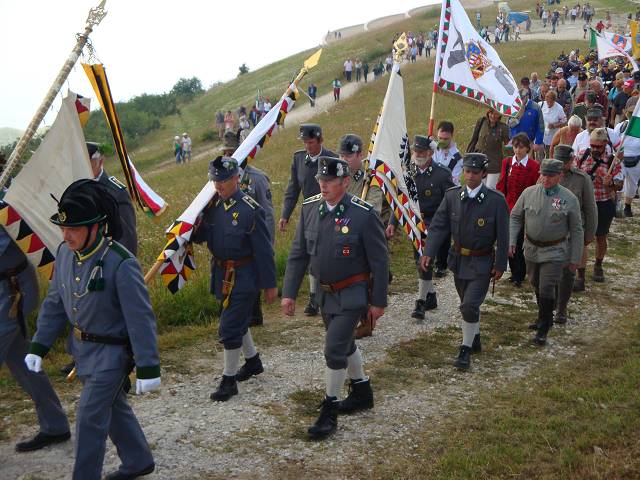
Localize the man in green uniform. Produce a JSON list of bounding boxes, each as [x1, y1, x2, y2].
[[509, 159, 584, 345]]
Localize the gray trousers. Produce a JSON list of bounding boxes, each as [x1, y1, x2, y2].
[[322, 312, 359, 370], [453, 275, 491, 324], [0, 325, 69, 435], [526, 261, 564, 300], [75, 368, 153, 480], [556, 266, 575, 315]]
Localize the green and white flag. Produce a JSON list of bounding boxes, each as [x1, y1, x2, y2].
[[590, 28, 639, 71], [624, 98, 640, 140]]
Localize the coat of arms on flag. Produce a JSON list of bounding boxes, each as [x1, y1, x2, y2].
[[434, 0, 522, 117]]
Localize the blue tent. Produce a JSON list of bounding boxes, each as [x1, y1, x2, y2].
[[507, 12, 530, 24]]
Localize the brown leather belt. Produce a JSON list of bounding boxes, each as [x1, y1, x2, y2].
[[320, 272, 370, 293], [525, 235, 566, 247], [0, 259, 28, 281], [213, 256, 253, 268], [453, 242, 493, 257]]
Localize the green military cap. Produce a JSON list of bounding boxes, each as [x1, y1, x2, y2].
[[540, 158, 564, 175], [316, 156, 350, 179], [554, 145, 574, 163], [338, 134, 363, 154], [462, 153, 488, 171]]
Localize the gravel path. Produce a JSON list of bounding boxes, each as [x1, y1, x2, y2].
[[2, 211, 637, 479]]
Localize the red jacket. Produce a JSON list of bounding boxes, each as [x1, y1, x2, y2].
[[496, 155, 540, 211]]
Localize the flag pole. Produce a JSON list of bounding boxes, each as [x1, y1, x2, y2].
[[143, 48, 323, 284], [428, 83, 438, 136], [0, 1, 108, 190]]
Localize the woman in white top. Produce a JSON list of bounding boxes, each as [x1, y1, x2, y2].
[[541, 90, 567, 156]]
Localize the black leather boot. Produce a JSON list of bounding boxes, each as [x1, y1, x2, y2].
[[424, 292, 437, 310], [529, 293, 541, 330], [533, 297, 555, 346], [471, 333, 482, 353], [236, 353, 264, 382], [209, 375, 238, 401], [593, 262, 605, 282], [573, 268, 585, 292], [337, 378, 374, 414], [304, 293, 319, 316], [308, 396, 339, 439], [104, 463, 155, 480], [411, 299, 426, 320], [453, 345, 472, 370]]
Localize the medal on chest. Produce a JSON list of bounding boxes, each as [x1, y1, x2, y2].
[[232, 211, 239, 226]]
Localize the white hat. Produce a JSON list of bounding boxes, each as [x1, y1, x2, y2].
[[174, 135, 180, 140], [182, 132, 188, 136], [555, 67, 564, 74]]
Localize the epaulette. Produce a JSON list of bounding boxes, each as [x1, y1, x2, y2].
[[294, 149, 307, 157], [108, 176, 127, 190], [302, 193, 323, 205], [108, 240, 133, 261], [446, 185, 462, 192], [242, 194, 259, 210], [351, 195, 373, 211]]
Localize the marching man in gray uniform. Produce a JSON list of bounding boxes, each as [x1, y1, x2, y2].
[[420, 153, 509, 371], [192, 156, 277, 402], [281, 157, 388, 440], [220, 130, 275, 326], [509, 159, 584, 346], [61, 142, 140, 377], [25, 179, 160, 480], [388, 135, 454, 320], [279, 124, 336, 316], [0, 226, 70, 452]]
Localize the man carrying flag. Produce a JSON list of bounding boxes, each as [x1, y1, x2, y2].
[[192, 157, 277, 402]]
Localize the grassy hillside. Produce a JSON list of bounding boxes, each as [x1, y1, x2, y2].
[[0, 127, 22, 147]]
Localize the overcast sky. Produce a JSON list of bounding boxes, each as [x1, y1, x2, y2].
[[0, 0, 438, 129]]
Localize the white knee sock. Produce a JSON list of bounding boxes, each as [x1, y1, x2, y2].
[[309, 274, 318, 295], [241, 330, 257, 359], [461, 321, 476, 347], [347, 348, 367, 381], [473, 322, 480, 336], [325, 367, 347, 399], [222, 347, 242, 376], [418, 279, 435, 300]]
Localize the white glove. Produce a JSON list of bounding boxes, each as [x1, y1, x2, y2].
[[24, 354, 43, 373], [136, 377, 161, 395]]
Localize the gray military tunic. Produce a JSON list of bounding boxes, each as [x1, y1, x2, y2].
[[280, 146, 336, 221], [509, 184, 583, 300], [559, 167, 598, 243], [192, 189, 276, 349], [30, 236, 159, 480], [97, 170, 138, 255], [509, 184, 583, 265], [425, 185, 509, 323], [240, 164, 275, 245], [282, 193, 388, 369], [0, 227, 69, 437]]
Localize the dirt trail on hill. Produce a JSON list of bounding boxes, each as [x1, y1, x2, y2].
[[146, 14, 586, 179]]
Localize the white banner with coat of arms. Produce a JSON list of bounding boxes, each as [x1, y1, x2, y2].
[[434, 0, 522, 117]]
